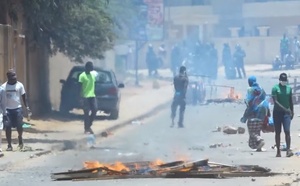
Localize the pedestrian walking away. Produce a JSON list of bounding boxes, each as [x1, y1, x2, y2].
[[240, 76, 269, 151], [0, 86, 7, 156], [1, 69, 31, 151], [233, 44, 246, 79], [171, 66, 189, 128], [272, 73, 294, 157], [79, 61, 98, 134]]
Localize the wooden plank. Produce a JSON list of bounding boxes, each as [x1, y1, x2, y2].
[[158, 161, 185, 168], [208, 162, 235, 168], [153, 159, 209, 173], [165, 171, 277, 179], [72, 174, 166, 181], [51, 171, 101, 181]]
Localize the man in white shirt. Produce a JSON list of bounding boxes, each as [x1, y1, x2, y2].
[[1, 70, 31, 151], [0, 86, 7, 156]]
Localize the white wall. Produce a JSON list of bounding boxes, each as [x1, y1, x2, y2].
[[243, 1, 300, 18]]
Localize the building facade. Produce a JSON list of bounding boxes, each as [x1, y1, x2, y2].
[[162, 0, 300, 64]]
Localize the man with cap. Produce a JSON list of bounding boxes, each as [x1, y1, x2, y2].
[[241, 75, 268, 151], [171, 66, 189, 128], [1, 69, 31, 151], [272, 73, 294, 157]]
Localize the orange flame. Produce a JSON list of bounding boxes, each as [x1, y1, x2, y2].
[[83, 161, 130, 172], [149, 159, 164, 169], [227, 87, 242, 100], [84, 159, 165, 173]]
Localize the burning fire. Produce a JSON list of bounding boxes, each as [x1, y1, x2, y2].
[[83, 159, 164, 173], [149, 159, 164, 168], [228, 87, 242, 99], [84, 161, 130, 172]]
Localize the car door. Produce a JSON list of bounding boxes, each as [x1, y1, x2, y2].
[[63, 69, 83, 108], [94, 70, 116, 98]]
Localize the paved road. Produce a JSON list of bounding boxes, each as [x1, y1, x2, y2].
[[1, 96, 299, 186]]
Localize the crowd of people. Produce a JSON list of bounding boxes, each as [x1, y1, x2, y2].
[[273, 34, 300, 70], [144, 40, 248, 81]]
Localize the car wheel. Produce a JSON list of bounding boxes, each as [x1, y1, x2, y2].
[[108, 109, 119, 120]]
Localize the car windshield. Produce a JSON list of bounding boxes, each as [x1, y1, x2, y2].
[[69, 69, 112, 83]]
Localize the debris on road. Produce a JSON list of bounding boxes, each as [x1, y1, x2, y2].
[[51, 159, 277, 181], [223, 126, 237, 134], [271, 143, 287, 151], [209, 143, 232, 148], [206, 98, 243, 105], [237, 127, 246, 134], [131, 120, 143, 125], [212, 127, 222, 132], [188, 146, 205, 151], [223, 126, 245, 135], [101, 131, 113, 138]]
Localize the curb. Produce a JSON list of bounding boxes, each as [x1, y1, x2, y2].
[[0, 99, 172, 170], [53, 99, 172, 151]]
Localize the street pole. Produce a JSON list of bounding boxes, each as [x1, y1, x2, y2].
[[135, 40, 139, 86]]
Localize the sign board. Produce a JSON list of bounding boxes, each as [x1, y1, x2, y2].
[[144, 0, 164, 41], [130, 0, 164, 41]]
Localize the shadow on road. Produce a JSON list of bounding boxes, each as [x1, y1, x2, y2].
[[33, 111, 109, 122]]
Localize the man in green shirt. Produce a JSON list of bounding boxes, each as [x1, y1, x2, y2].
[[79, 62, 97, 134], [271, 73, 294, 157]]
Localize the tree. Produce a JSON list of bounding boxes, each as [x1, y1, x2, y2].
[[7, 0, 135, 62], [23, 0, 110, 62]]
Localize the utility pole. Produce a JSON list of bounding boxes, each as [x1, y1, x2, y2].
[[134, 40, 140, 86], [134, 1, 147, 87]]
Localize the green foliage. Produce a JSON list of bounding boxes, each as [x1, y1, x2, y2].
[[17, 0, 135, 62]]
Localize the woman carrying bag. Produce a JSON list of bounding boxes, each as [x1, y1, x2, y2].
[[240, 76, 270, 152]]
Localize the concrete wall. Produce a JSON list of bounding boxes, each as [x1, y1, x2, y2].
[[49, 51, 115, 111], [243, 1, 300, 18], [0, 24, 13, 83]]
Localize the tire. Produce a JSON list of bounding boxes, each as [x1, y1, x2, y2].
[[109, 109, 119, 120]]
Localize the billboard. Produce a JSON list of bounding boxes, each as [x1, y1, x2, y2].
[[144, 0, 164, 41], [131, 0, 164, 41]]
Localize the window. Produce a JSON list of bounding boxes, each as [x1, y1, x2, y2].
[[69, 69, 112, 84], [95, 71, 112, 84]]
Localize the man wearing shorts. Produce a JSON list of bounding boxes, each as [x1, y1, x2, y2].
[[1, 70, 31, 151], [0, 86, 7, 156], [272, 73, 294, 157]]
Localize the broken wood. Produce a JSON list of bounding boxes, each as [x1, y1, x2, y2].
[[152, 159, 208, 174], [51, 159, 276, 181]]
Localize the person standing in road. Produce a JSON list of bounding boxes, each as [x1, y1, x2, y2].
[[79, 61, 97, 134], [280, 34, 289, 62], [233, 44, 246, 79], [1, 70, 31, 151], [0, 86, 7, 156], [272, 73, 294, 157], [240, 76, 268, 151], [171, 66, 189, 128]]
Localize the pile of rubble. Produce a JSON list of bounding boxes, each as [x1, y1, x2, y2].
[[212, 126, 246, 135]]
